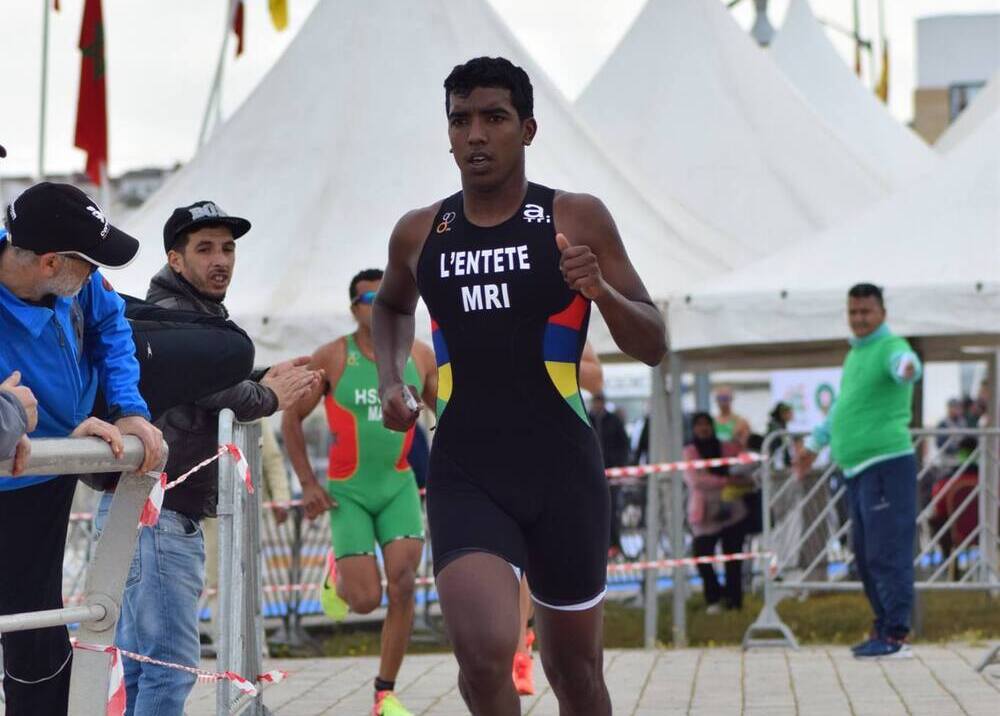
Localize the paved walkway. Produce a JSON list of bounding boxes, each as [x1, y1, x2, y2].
[[178, 644, 1000, 715]]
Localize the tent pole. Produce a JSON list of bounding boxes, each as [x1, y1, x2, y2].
[[197, 0, 236, 149], [38, 0, 50, 181], [667, 353, 688, 648], [644, 360, 667, 648], [695, 373, 711, 412]]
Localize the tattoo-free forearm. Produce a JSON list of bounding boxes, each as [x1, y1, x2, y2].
[[281, 412, 318, 488], [373, 300, 416, 396], [594, 287, 667, 366]]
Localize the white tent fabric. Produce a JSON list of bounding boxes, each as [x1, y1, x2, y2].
[[936, 71, 1000, 153], [668, 109, 1000, 354], [576, 0, 894, 262], [118, 0, 718, 362], [770, 0, 934, 187]]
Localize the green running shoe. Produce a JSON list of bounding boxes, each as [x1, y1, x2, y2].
[[320, 551, 349, 621], [373, 691, 412, 716]]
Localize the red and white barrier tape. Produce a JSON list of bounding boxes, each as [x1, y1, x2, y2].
[[254, 453, 762, 510], [236, 551, 778, 598], [136, 444, 252, 528], [71, 639, 287, 713], [605, 453, 761, 478]]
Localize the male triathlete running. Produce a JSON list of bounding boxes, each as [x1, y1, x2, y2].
[[283, 268, 437, 716], [373, 57, 666, 716]]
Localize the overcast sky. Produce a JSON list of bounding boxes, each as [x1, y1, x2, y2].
[[1, 0, 998, 178]]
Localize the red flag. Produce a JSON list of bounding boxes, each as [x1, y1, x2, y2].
[[232, 1, 245, 57], [74, 0, 107, 185]]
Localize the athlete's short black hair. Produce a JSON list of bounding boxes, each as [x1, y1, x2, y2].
[[349, 268, 383, 301], [848, 283, 884, 308], [444, 57, 534, 121]]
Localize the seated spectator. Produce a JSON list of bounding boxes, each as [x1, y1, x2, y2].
[[936, 398, 967, 456], [929, 437, 980, 577]]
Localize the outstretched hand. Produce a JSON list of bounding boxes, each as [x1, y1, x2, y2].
[[555, 233, 607, 300]]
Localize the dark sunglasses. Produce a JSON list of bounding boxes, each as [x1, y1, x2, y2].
[[351, 290, 377, 306]]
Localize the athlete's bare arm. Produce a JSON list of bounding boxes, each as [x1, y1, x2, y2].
[[281, 339, 347, 518], [411, 340, 439, 416], [553, 192, 667, 366], [374, 204, 440, 432], [580, 341, 604, 395]]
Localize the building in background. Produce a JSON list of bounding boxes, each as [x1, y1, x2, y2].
[[0, 165, 176, 219], [913, 14, 1000, 143]]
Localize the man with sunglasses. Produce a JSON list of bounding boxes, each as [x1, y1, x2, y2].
[[283, 268, 436, 716], [0, 182, 163, 715]]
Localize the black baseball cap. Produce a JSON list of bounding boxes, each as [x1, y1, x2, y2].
[[162, 200, 251, 253], [4, 182, 139, 269]]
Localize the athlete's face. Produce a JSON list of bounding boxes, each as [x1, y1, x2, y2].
[[351, 279, 381, 331], [447, 87, 536, 189], [168, 226, 236, 300]]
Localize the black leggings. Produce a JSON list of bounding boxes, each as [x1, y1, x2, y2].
[[0, 477, 77, 715], [693, 521, 746, 609]]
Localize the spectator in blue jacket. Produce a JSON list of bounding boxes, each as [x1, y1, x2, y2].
[[0, 183, 162, 715]]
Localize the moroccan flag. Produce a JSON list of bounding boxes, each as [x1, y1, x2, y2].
[[74, 0, 107, 186], [232, 1, 245, 56], [269, 0, 288, 31]]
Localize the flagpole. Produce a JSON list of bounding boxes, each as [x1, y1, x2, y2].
[[876, 0, 889, 102], [852, 0, 862, 78], [39, 0, 51, 181], [99, 161, 111, 216], [197, 0, 236, 149]]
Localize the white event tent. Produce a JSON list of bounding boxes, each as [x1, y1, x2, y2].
[[576, 0, 895, 262], [770, 0, 935, 188], [118, 0, 720, 362], [667, 108, 1000, 371]]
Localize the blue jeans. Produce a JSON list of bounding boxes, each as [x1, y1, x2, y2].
[[96, 493, 205, 716], [846, 454, 917, 639]]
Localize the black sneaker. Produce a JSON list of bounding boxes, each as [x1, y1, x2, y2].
[[854, 637, 913, 660], [850, 629, 880, 654]]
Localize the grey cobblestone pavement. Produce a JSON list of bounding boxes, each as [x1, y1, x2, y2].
[[175, 643, 1000, 715]]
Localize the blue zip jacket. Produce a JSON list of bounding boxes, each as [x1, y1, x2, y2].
[[0, 234, 149, 490]]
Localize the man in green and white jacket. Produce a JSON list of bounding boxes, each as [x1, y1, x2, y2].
[[798, 284, 921, 660]]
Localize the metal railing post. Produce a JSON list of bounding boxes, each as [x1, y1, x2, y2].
[[215, 414, 265, 715], [643, 362, 666, 648], [743, 432, 799, 650], [216, 410, 239, 714], [0, 435, 164, 715], [667, 355, 687, 648]]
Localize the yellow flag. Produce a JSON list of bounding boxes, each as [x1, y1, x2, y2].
[[269, 0, 288, 31], [875, 41, 889, 103]]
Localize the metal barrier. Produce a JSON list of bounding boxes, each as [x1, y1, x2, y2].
[[215, 412, 267, 715], [744, 428, 1000, 651], [0, 436, 165, 715]]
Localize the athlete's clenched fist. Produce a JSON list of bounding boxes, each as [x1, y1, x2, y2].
[[555, 233, 607, 300], [380, 383, 422, 432]]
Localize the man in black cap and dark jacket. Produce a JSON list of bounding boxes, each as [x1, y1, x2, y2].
[[93, 200, 321, 715]]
